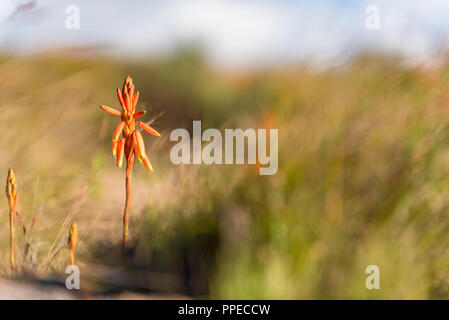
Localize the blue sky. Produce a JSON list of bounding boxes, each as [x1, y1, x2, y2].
[[1, 0, 449, 67]]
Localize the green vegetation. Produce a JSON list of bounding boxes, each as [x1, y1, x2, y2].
[[1, 50, 449, 298]]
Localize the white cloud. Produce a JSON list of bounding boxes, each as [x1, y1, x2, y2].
[[2, 0, 449, 67], [0, 0, 19, 41], [0, 0, 17, 21], [163, 0, 286, 64]]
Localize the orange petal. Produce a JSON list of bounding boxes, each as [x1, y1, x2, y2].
[[113, 121, 126, 140], [124, 92, 131, 112], [117, 138, 125, 168], [132, 91, 139, 112], [100, 105, 121, 116], [137, 121, 161, 137], [133, 130, 146, 163], [142, 157, 153, 172], [129, 85, 134, 101], [133, 110, 146, 118], [117, 88, 125, 108], [112, 140, 118, 158]]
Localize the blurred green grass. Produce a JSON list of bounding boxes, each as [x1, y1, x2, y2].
[[1, 49, 449, 298]]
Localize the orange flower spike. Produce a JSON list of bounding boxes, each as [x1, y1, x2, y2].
[[117, 138, 125, 168], [100, 105, 122, 116], [137, 121, 161, 137], [100, 75, 160, 254], [133, 110, 146, 118]]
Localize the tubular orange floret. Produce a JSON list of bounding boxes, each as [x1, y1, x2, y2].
[[129, 85, 135, 100], [124, 92, 131, 112], [137, 121, 161, 137], [142, 157, 153, 172], [117, 88, 125, 108], [132, 132, 140, 162], [123, 80, 129, 95], [133, 110, 146, 118], [117, 138, 125, 168], [133, 130, 146, 163], [132, 91, 139, 112], [100, 105, 121, 116], [113, 121, 126, 140], [112, 140, 119, 157], [6, 168, 17, 204]]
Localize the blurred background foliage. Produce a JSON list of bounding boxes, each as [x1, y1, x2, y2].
[[1, 48, 449, 298]]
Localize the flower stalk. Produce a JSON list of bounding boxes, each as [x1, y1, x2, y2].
[[5, 168, 18, 271]]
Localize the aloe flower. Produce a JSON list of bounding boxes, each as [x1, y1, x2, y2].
[[100, 75, 160, 252]]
